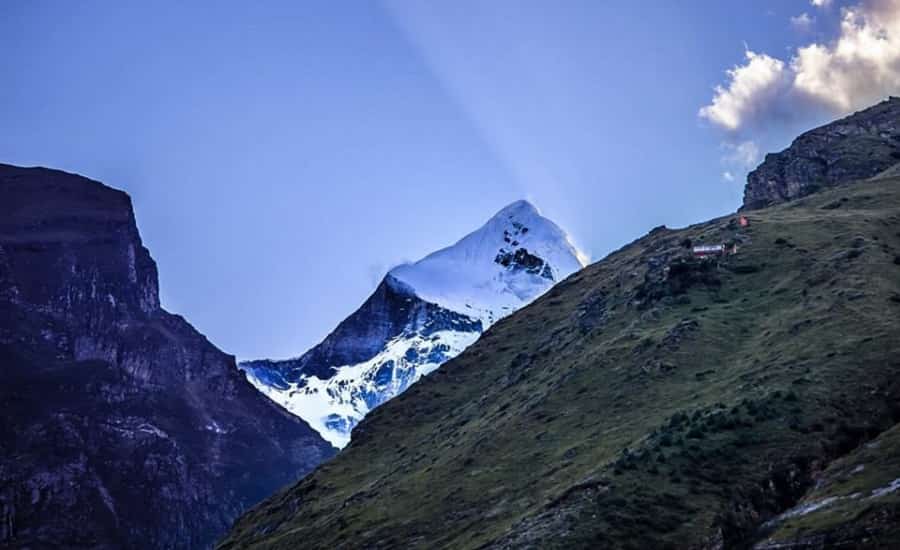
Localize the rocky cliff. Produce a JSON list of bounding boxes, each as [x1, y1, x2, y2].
[[744, 97, 900, 209], [0, 164, 336, 549]]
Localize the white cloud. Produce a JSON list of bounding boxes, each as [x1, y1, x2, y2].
[[811, 0, 833, 8], [793, 2, 900, 111], [722, 140, 761, 167], [698, 50, 789, 130], [791, 12, 816, 31], [718, 140, 761, 182], [701, 0, 900, 132]]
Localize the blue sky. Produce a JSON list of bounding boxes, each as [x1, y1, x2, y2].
[[1, 0, 890, 359]]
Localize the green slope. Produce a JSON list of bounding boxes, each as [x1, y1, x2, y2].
[[221, 176, 900, 549]]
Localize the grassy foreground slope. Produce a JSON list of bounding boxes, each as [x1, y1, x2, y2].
[[222, 175, 900, 549]]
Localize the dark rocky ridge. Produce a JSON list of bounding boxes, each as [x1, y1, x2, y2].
[[241, 274, 482, 387], [494, 248, 554, 279], [744, 97, 900, 209], [0, 164, 336, 548]]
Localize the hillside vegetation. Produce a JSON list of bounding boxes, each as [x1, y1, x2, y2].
[[222, 174, 900, 549]]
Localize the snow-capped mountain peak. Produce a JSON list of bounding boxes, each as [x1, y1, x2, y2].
[[389, 200, 586, 325], [241, 200, 586, 448]]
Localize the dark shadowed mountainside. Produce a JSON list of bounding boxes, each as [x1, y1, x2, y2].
[[0, 164, 336, 549], [242, 275, 482, 386]]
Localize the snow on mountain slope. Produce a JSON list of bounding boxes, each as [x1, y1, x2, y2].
[[241, 200, 586, 448], [390, 200, 586, 325], [247, 328, 480, 448]]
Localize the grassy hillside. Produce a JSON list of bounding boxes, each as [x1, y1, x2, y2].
[[221, 175, 900, 549]]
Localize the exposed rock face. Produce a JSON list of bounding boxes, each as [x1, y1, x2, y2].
[[0, 164, 336, 549], [743, 97, 900, 209], [243, 275, 482, 385], [240, 275, 484, 445], [494, 248, 554, 279]]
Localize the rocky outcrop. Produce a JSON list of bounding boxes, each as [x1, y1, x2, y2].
[[240, 274, 483, 446], [743, 97, 900, 209], [494, 248, 554, 279], [0, 164, 336, 549], [241, 274, 483, 385]]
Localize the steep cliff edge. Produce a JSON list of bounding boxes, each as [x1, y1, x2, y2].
[[744, 97, 900, 209], [0, 164, 336, 549]]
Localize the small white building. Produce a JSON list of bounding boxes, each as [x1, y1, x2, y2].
[[692, 244, 726, 258]]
